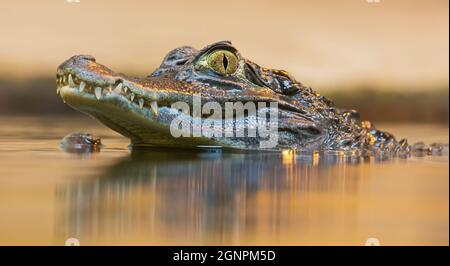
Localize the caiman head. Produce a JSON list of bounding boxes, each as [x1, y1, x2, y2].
[[57, 41, 358, 151]]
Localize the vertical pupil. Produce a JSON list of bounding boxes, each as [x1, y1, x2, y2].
[[222, 54, 228, 70]]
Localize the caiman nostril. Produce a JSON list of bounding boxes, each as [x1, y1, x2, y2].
[[68, 55, 96, 62], [77, 55, 96, 62]]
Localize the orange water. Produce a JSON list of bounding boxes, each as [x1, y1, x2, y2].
[[0, 117, 448, 245]]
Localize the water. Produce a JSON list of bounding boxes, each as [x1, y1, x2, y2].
[[0, 116, 448, 245]]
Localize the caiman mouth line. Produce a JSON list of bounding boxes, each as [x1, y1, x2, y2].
[[56, 72, 164, 117], [56, 71, 270, 122]]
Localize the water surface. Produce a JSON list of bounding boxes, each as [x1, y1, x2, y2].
[[0, 116, 448, 245]]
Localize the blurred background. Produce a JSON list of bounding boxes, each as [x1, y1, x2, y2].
[[0, 0, 448, 246], [0, 0, 448, 123]]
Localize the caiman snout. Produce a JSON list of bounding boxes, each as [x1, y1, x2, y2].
[[57, 54, 118, 89], [57, 55, 96, 73]]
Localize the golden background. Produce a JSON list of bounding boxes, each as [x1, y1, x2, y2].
[[0, 0, 448, 91]]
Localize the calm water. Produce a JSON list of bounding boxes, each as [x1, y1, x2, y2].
[[0, 116, 448, 246]]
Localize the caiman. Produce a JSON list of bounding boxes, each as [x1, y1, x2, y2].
[[57, 41, 418, 156]]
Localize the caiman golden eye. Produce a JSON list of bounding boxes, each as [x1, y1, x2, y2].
[[207, 50, 238, 75]]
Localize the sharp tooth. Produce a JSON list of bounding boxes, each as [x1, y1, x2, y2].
[[108, 86, 113, 93], [62, 76, 66, 83], [150, 101, 158, 116], [95, 87, 102, 100], [57, 87, 60, 95], [79, 81, 86, 92], [68, 74, 75, 87], [114, 83, 123, 93], [138, 98, 144, 109], [123, 86, 128, 93], [130, 93, 135, 101]]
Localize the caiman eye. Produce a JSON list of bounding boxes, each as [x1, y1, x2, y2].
[[207, 50, 238, 75]]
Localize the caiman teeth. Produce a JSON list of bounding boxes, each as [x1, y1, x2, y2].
[[150, 101, 158, 116], [79, 81, 86, 92], [95, 87, 102, 100], [58, 73, 162, 116], [68, 74, 75, 87], [114, 83, 123, 93]]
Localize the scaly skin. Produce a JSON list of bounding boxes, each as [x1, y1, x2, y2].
[[56, 41, 410, 155]]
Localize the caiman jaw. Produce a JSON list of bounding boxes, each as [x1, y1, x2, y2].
[[56, 55, 216, 148], [57, 55, 162, 117]]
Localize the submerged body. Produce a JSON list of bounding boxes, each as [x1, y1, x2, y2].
[[57, 41, 410, 156]]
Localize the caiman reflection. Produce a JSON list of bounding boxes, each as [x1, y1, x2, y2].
[[55, 150, 363, 244]]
